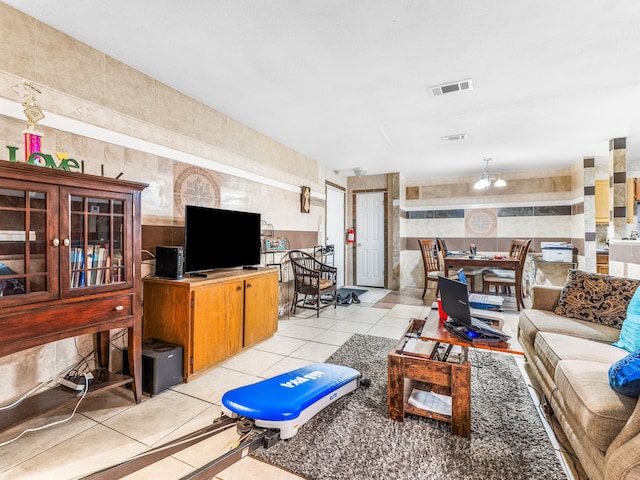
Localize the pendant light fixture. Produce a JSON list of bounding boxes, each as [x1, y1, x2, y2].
[[473, 158, 506, 190]]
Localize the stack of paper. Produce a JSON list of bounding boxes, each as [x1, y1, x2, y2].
[[408, 389, 452, 416], [402, 338, 434, 357]]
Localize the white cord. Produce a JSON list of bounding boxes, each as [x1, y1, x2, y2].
[[0, 362, 75, 411], [0, 373, 90, 447], [0, 377, 54, 411]]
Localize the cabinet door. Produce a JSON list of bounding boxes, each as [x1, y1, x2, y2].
[[192, 280, 244, 373], [0, 179, 58, 307], [243, 272, 279, 347], [595, 179, 609, 224], [60, 187, 134, 297], [628, 178, 637, 225]]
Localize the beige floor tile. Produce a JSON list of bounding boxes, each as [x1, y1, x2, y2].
[[366, 324, 408, 339], [171, 367, 259, 404], [221, 349, 285, 377], [167, 412, 240, 468], [123, 456, 194, 480], [329, 320, 373, 334], [342, 307, 388, 324], [277, 319, 302, 331], [0, 406, 97, 473], [252, 335, 307, 356], [292, 316, 340, 329], [2, 424, 147, 480], [385, 304, 428, 319], [317, 305, 359, 319], [102, 389, 211, 446], [216, 456, 304, 480], [288, 341, 340, 362], [75, 385, 141, 423], [376, 315, 413, 328], [275, 325, 326, 341], [310, 329, 354, 346]]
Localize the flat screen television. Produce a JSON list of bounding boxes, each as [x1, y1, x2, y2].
[[183, 205, 261, 274]]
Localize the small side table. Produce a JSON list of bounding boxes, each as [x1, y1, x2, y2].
[[387, 317, 471, 437]]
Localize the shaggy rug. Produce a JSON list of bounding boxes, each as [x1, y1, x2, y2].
[[252, 334, 566, 480]]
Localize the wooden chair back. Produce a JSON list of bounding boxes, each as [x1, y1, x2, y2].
[[418, 239, 440, 273], [509, 239, 532, 266]]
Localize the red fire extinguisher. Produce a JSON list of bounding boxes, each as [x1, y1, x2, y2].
[[347, 227, 355, 243]]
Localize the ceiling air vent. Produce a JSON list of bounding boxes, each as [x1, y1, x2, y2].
[[429, 78, 473, 96], [440, 134, 467, 142]]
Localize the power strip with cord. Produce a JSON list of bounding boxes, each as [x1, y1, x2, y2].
[[58, 372, 93, 391]]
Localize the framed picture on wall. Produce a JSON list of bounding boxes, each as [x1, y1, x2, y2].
[[301, 186, 311, 213]]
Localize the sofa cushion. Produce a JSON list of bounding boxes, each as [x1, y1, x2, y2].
[[609, 351, 640, 397], [555, 359, 637, 453], [535, 332, 627, 380], [519, 309, 621, 354], [554, 270, 640, 329], [614, 288, 640, 353]]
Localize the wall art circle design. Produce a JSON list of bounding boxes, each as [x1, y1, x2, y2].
[[174, 166, 220, 218], [465, 209, 497, 237]]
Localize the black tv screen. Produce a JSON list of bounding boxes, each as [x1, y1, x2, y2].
[[184, 205, 261, 273]]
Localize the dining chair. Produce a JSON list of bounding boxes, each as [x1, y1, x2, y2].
[[482, 239, 531, 308], [435, 237, 484, 292], [289, 249, 337, 317], [418, 239, 458, 298]]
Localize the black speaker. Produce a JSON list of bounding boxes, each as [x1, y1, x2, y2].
[[123, 339, 183, 396], [156, 246, 183, 279]]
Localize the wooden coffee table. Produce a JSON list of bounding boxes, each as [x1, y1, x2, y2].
[[387, 307, 522, 437]]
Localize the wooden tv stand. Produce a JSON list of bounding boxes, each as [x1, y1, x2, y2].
[[142, 267, 279, 382]]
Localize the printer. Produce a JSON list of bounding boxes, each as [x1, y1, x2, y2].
[[541, 242, 574, 262]]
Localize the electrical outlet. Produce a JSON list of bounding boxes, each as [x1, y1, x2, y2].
[[58, 372, 93, 391]]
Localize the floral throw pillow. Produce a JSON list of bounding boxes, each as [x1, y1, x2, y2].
[[554, 270, 640, 329]]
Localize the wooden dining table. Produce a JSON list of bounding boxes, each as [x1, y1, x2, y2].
[[443, 254, 524, 310]]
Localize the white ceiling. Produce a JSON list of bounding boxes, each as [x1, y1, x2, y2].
[[4, 0, 640, 180]]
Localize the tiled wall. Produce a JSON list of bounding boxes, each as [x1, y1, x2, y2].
[[401, 164, 582, 287], [0, 3, 341, 403], [400, 203, 576, 289]]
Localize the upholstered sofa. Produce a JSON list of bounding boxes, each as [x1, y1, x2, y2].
[[518, 270, 640, 480]]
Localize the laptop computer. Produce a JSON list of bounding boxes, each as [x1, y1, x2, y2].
[[456, 269, 504, 310], [438, 275, 511, 343]]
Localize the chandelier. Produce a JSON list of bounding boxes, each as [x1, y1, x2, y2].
[[473, 158, 506, 190]]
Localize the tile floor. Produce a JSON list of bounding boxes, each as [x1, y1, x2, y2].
[[0, 287, 575, 480]]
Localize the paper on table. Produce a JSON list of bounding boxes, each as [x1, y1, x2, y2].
[[408, 389, 452, 416], [403, 338, 435, 357]]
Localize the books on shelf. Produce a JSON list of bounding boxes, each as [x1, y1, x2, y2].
[[70, 246, 123, 288]]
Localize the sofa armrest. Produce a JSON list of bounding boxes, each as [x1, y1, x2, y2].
[[606, 398, 640, 479], [530, 285, 563, 311]]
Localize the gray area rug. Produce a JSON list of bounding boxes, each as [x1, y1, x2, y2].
[[252, 334, 566, 480], [336, 288, 367, 297]]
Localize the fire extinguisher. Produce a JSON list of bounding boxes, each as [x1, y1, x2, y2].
[[347, 227, 355, 243]]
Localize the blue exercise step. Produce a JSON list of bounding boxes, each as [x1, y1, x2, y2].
[[221, 362, 360, 439]]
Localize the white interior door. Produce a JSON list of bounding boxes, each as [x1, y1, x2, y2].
[[356, 191, 384, 287], [326, 184, 345, 287]]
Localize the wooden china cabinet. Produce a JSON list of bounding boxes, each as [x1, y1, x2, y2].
[[0, 161, 147, 429]]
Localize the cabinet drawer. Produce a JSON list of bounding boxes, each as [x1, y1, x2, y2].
[[0, 294, 134, 353]]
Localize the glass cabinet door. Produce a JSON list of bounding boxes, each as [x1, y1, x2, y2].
[[61, 188, 133, 296], [0, 180, 58, 306]]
